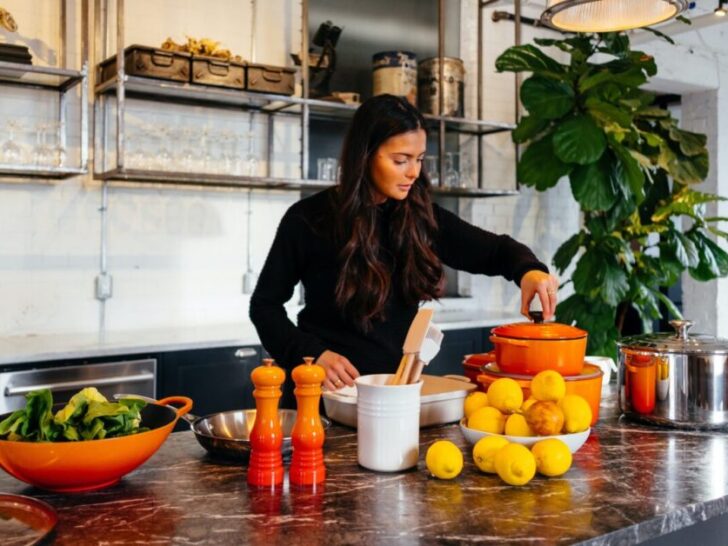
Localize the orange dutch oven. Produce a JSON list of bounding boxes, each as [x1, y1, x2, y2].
[[0, 396, 192, 493], [489, 321, 588, 376]]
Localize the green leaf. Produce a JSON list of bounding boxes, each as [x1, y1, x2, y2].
[[553, 232, 584, 274], [653, 188, 726, 223], [611, 142, 645, 204], [668, 126, 708, 157], [585, 97, 633, 128], [570, 155, 619, 211], [654, 290, 683, 320], [687, 230, 728, 280], [573, 248, 630, 306], [495, 45, 566, 78], [517, 134, 573, 190], [512, 115, 550, 144], [553, 115, 607, 165], [665, 230, 700, 267], [636, 106, 670, 118], [520, 76, 575, 119]]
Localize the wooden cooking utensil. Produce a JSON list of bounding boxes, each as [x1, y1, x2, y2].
[[390, 308, 434, 385]]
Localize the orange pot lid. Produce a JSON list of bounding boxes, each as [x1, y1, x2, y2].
[[491, 321, 587, 340]]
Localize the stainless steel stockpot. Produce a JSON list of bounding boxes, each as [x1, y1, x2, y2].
[[618, 320, 728, 430]]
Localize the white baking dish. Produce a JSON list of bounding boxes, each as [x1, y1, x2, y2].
[[322, 374, 476, 428]]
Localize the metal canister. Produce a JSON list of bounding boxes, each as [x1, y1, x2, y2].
[[372, 51, 417, 106], [417, 57, 465, 117]]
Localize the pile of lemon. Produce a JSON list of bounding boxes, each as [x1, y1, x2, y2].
[[424, 370, 593, 486]]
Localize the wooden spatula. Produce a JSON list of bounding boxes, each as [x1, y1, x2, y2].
[[390, 308, 434, 385]]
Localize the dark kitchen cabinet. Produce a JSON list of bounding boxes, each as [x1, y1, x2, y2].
[[426, 327, 494, 377], [157, 346, 262, 418]]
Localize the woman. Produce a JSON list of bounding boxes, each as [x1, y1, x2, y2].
[[250, 94, 558, 391]]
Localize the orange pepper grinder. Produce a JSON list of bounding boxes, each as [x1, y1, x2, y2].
[[290, 356, 326, 486], [248, 358, 285, 488]]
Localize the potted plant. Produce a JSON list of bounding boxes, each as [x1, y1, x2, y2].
[[495, 33, 728, 357]]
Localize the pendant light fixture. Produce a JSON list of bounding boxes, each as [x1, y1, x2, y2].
[[716, 0, 727, 16], [541, 0, 689, 32]]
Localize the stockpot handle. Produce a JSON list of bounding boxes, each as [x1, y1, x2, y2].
[[669, 319, 694, 340]]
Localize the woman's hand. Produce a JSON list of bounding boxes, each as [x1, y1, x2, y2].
[[520, 270, 560, 321], [316, 350, 360, 390]]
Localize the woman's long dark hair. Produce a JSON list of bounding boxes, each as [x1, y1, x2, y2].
[[332, 94, 443, 331]]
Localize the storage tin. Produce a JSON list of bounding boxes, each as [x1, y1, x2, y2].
[[246, 63, 296, 95], [417, 57, 465, 116], [372, 51, 417, 106], [191, 56, 245, 89], [98, 45, 190, 84]]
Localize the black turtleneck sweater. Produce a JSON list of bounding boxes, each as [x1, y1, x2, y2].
[[249, 188, 548, 374]]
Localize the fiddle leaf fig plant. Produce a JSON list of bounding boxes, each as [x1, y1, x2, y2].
[[496, 33, 728, 357]]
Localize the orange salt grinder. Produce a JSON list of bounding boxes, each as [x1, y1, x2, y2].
[[290, 356, 326, 486], [248, 358, 286, 488]]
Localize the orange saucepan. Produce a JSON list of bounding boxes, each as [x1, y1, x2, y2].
[[489, 321, 588, 376], [0, 396, 192, 493]]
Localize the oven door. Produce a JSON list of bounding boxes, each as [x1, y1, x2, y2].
[[0, 359, 156, 413]]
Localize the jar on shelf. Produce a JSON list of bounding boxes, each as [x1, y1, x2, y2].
[[372, 51, 417, 106], [417, 57, 465, 117]]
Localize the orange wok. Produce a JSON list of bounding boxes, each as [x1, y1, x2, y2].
[[0, 396, 192, 493]]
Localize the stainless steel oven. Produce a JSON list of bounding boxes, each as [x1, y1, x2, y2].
[[0, 359, 156, 413]]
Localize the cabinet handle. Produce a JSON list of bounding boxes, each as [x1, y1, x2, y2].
[[5, 372, 155, 397], [235, 348, 257, 359]]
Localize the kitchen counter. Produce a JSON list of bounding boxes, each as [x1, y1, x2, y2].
[[0, 308, 521, 366], [2, 392, 728, 545]]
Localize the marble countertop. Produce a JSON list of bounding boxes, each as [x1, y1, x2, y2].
[[0, 307, 521, 366], [2, 392, 728, 545]]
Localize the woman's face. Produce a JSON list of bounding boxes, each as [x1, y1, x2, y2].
[[369, 129, 426, 204]]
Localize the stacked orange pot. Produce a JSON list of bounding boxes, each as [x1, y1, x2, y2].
[[463, 320, 603, 425]]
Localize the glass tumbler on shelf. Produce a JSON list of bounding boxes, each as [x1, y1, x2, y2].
[[33, 122, 55, 167], [1, 120, 25, 165], [444, 152, 460, 188], [317, 157, 338, 181], [424, 155, 439, 186]]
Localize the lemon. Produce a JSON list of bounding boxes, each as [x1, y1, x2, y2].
[[464, 391, 489, 419], [530, 370, 566, 402], [472, 435, 509, 473], [504, 413, 534, 437], [468, 406, 506, 434], [560, 394, 592, 433], [426, 440, 463, 480], [521, 397, 537, 413], [494, 443, 536, 486], [487, 378, 523, 414], [531, 438, 572, 477]]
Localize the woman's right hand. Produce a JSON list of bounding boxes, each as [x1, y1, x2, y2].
[[316, 350, 360, 391]]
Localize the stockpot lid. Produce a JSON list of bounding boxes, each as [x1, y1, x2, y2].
[[618, 319, 728, 355], [491, 321, 587, 340]]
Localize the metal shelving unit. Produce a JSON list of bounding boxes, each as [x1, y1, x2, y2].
[[0, 1, 89, 179], [92, 0, 518, 196]]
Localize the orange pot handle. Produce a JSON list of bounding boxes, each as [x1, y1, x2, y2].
[[489, 335, 530, 347], [157, 396, 193, 418]]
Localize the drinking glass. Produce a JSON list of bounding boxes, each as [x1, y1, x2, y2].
[[33, 122, 55, 166], [1, 120, 25, 165], [317, 157, 338, 181], [444, 152, 460, 188], [424, 155, 439, 186]]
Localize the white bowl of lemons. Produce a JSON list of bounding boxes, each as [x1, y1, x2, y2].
[[459, 418, 590, 453], [460, 370, 593, 455]]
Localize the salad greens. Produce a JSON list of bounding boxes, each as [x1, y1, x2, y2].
[[0, 387, 147, 442]]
